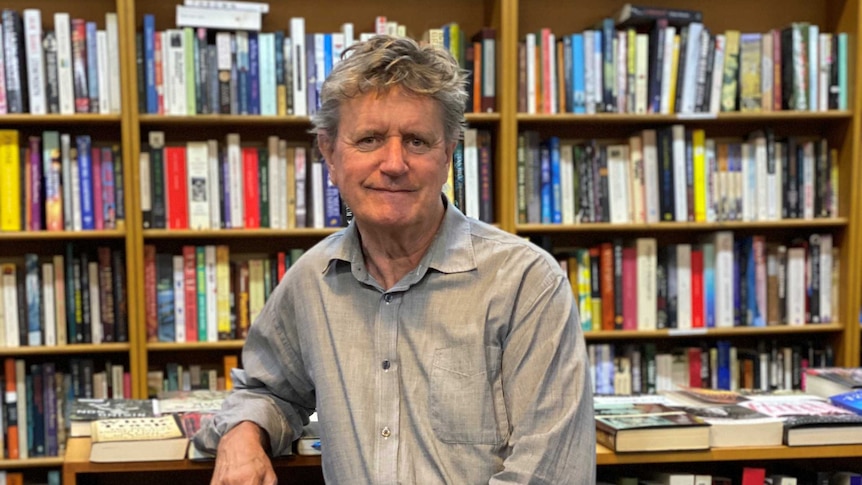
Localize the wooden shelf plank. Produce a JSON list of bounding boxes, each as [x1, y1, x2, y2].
[[585, 323, 844, 340], [143, 228, 341, 239], [139, 113, 499, 125], [148, 341, 245, 351], [0, 229, 127, 241], [517, 218, 849, 234], [0, 114, 122, 124], [517, 111, 853, 123], [596, 443, 862, 465], [0, 343, 132, 356], [0, 456, 64, 469]]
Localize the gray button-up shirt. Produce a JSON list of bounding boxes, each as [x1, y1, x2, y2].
[[194, 204, 595, 484]]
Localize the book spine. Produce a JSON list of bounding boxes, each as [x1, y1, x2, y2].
[[23, 9, 45, 114], [98, 247, 115, 342], [76, 136, 94, 230]]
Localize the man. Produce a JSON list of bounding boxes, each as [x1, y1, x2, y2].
[[195, 35, 595, 484]]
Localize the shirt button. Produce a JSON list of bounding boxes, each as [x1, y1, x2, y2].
[[381, 427, 391, 438], [382, 360, 390, 370], [384, 294, 392, 303]]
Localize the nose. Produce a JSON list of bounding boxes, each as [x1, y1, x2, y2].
[[379, 137, 409, 176]]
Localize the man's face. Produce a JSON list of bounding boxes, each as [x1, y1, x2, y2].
[[320, 87, 454, 230]]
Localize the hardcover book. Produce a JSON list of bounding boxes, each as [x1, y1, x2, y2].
[[740, 395, 862, 446], [594, 402, 710, 452], [804, 367, 862, 397], [68, 398, 157, 437], [89, 414, 188, 463]]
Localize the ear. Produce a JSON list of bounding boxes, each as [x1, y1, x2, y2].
[[317, 131, 334, 160]]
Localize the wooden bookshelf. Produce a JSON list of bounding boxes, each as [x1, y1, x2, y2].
[[595, 443, 862, 465]]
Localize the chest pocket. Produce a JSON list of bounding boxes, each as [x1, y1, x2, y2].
[[429, 345, 509, 445]]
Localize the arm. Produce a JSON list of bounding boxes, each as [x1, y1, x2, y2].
[[491, 267, 595, 484], [193, 283, 316, 458]]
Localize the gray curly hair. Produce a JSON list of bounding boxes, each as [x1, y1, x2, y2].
[[310, 35, 468, 145]]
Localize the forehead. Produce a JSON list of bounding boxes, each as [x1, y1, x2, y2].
[[339, 88, 444, 133]]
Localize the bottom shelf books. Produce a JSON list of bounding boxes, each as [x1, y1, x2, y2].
[[89, 414, 188, 463], [594, 403, 710, 452]]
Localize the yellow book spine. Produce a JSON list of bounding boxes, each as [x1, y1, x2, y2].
[[216, 244, 231, 338], [667, 35, 681, 114], [0, 130, 21, 231], [692, 129, 707, 222]]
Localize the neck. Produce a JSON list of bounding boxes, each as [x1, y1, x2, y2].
[[357, 206, 445, 290]]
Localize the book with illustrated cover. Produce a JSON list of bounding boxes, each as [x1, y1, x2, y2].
[[672, 404, 783, 447], [89, 414, 187, 463], [594, 402, 710, 452], [68, 398, 157, 437], [663, 386, 749, 406], [830, 389, 862, 415], [739, 395, 862, 446], [804, 367, 862, 397], [157, 389, 230, 414]]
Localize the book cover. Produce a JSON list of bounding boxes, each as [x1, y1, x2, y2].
[[89, 414, 188, 463], [594, 402, 710, 452], [830, 389, 862, 415]]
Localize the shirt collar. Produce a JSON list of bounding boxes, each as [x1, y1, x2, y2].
[[322, 196, 476, 277]]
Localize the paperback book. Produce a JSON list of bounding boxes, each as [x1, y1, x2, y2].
[[594, 402, 710, 452]]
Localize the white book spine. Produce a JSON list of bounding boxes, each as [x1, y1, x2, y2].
[[660, 26, 676, 114], [290, 17, 307, 116], [583, 31, 595, 114], [173, 255, 186, 343], [176, 5, 262, 31], [634, 33, 649, 114], [754, 134, 769, 221], [1, 266, 19, 347], [808, 24, 819, 111], [226, 133, 244, 228], [96, 30, 110, 114], [313, 33, 325, 113], [266, 136, 282, 228], [680, 22, 703, 114], [42, 263, 56, 346], [671, 124, 687, 221], [675, 243, 692, 329], [525, 33, 536, 114], [207, 140, 221, 229], [463, 128, 480, 219], [139, 152, 152, 222], [341, 22, 354, 49], [709, 35, 726, 114], [15, 359, 28, 458], [560, 143, 574, 224], [740, 142, 753, 221], [593, 30, 603, 113], [184, 0, 270, 13], [713, 231, 734, 327], [258, 32, 276, 115], [803, 141, 815, 219], [165, 29, 187, 116], [785, 246, 806, 325], [641, 129, 660, 223], [23, 9, 46, 114], [105, 13, 121, 114], [761, 32, 773, 111], [70, 145, 82, 231], [819, 34, 831, 112], [607, 144, 630, 223], [636, 237, 657, 330], [186, 141, 211, 229], [88, 261, 102, 344], [311, 161, 325, 228], [205, 245, 218, 342], [629, 135, 645, 223]]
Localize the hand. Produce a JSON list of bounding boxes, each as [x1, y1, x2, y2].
[[211, 421, 277, 485]]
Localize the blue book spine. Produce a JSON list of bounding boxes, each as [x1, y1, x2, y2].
[[549, 136, 562, 223], [259, 33, 276, 115], [144, 15, 157, 113], [43, 362, 58, 456], [238, 33, 250, 115], [716, 340, 731, 390], [323, 33, 333, 78], [571, 34, 586, 114], [248, 31, 260, 115], [85, 22, 99, 112], [221, 150, 231, 228], [101, 148, 116, 229], [702, 243, 716, 328], [76, 136, 95, 230], [274, 30, 285, 92], [322, 163, 341, 227], [26, 253, 42, 346], [30, 363, 45, 456], [539, 142, 552, 223]]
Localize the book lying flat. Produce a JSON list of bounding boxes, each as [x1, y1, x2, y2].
[[740, 395, 862, 446], [89, 414, 188, 463], [804, 367, 862, 398], [830, 389, 862, 415], [69, 398, 158, 437], [673, 404, 783, 447], [594, 403, 710, 452]]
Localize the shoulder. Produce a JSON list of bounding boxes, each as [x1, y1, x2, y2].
[[467, 219, 564, 283]]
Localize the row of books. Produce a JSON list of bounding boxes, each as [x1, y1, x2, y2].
[[600, 469, 861, 485], [146, 358, 237, 397], [0, 245, 128, 348], [556, 232, 836, 333], [0, 130, 125, 232], [143, 244, 304, 343], [589, 340, 834, 396], [523, 6, 848, 114], [137, 14, 496, 116], [0, 357, 129, 460], [0, 9, 122, 115], [594, 368, 862, 454], [518, 129, 837, 225]]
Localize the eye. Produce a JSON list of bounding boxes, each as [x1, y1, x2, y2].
[[355, 136, 380, 150], [405, 136, 431, 153]]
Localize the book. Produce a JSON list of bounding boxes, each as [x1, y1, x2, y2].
[[594, 402, 710, 452], [804, 367, 862, 397], [68, 398, 158, 437], [829, 389, 862, 415], [671, 404, 784, 447], [89, 414, 188, 463], [613, 4, 703, 28], [156, 389, 229, 414], [739, 395, 862, 446]]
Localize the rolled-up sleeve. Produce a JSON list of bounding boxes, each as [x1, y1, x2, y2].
[[193, 283, 316, 456]]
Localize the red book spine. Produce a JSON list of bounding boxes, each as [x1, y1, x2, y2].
[[183, 245, 198, 343], [91, 147, 103, 230], [688, 346, 703, 388], [600, 242, 615, 331], [28, 137, 42, 230], [165, 146, 189, 229], [277, 251, 287, 281], [621, 246, 638, 330], [242, 147, 260, 228], [144, 244, 158, 342], [691, 248, 704, 328]]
